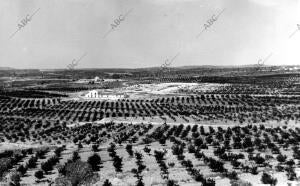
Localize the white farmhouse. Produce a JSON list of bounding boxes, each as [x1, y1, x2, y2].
[[84, 90, 127, 99], [94, 76, 100, 82], [85, 90, 98, 98]]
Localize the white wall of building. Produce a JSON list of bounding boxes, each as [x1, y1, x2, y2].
[[84, 90, 126, 99], [85, 90, 98, 98]]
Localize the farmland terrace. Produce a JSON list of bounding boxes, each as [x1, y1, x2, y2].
[[0, 71, 299, 186]]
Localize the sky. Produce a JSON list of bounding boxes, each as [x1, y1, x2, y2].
[[0, 0, 299, 69]]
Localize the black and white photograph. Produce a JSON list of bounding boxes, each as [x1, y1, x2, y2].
[[0, 0, 300, 185]]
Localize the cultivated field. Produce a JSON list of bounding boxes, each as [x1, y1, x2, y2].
[[0, 69, 299, 186]]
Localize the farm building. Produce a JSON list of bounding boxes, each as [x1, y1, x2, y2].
[[85, 90, 98, 98], [84, 90, 127, 99]]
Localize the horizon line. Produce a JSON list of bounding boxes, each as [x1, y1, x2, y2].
[[1, 64, 300, 71]]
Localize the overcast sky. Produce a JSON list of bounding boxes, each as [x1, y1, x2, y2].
[[0, 0, 299, 69]]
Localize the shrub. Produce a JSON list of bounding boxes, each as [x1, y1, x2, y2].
[[78, 142, 83, 149], [41, 161, 52, 173], [57, 164, 66, 176], [177, 154, 185, 161], [72, 151, 81, 162], [181, 160, 193, 169], [36, 148, 48, 159], [261, 172, 277, 185], [194, 172, 204, 182], [87, 153, 101, 171], [107, 143, 116, 152], [143, 146, 151, 154], [172, 145, 184, 156], [168, 162, 175, 167], [194, 138, 203, 146], [0, 157, 13, 178], [92, 144, 99, 152], [250, 166, 258, 175], [16, 164, 28, 176], [159, 137, 166, 145], [55, 160, 99, 186], [9, 171, 21, 186], [154, 150, 166, 161], [27, 148, 33, 154], [286, 159, 295, 167], [226, 171, 238, 180], [142, 137, 153, 144], [131, 168, 138, 175], [275, 164, 284, 172], [34, 170, 44, 180], [230, 180, 252, 186], [202, 178, 215, 186], [135, 152, 144, 167], [103, 179, 112, 186], [27, 156, 38, 168], [126, 144, 134, 157], [286, 167, 297, 181], [188, 145, 196, 153], [276, 154, 287, 163], [55, 146, 64, 157], [41, 155, 59, 174], [136, 178, 145, 186], [231, 160, 241, 169], [207, 158, 225, 172], [254, 155, 265, 165], [167, 180, 179, 186], [113, 156, 123, 172]]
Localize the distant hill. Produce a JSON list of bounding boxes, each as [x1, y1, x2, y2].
[[1, 64, 300, 71], [0, 67, 15, 70]]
